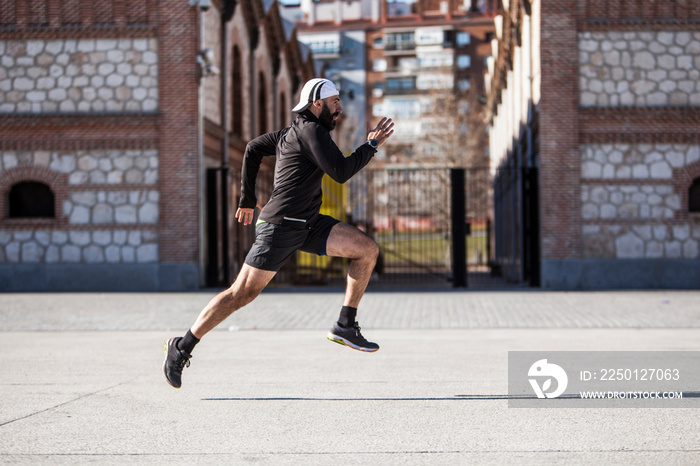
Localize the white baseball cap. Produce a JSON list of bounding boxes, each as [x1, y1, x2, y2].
[[292, 78, 339, 112]]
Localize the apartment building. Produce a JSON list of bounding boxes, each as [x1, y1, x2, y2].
[[285, 0, 497, 167]]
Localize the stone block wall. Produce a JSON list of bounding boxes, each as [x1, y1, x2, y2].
[[581, 144, 700, 260], [0, 38, 158, 113], [1, 149, 158, 185], [0, 35, 162, 275], [577, 31, 700, 268], [580, 31, 700, 107], [0, 149, 160, 265], [0, 229, 158, 264], [580, 144, 700, 181]]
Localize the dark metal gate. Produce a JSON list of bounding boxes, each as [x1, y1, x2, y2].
[[344, 167, 497, 289], [493, 166, 540, 286], [205, 167, 230, 287]]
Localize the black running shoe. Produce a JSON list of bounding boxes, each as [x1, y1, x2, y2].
[[327, 322, 379, 352], [163, 337, 192, 389]]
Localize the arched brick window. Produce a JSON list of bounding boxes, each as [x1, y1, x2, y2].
[[257, 72, 267, 135], [690, 177, 700, 213], [232, 46, 243, 136], [279, 91, 286, 128], [8, 181, 55, 218]]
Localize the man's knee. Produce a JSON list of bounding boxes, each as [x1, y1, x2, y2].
[[369, 240, 380, 261], [229, 265, 274, 305], [361, 238, 380, 264], [229, 283, 260, 307]]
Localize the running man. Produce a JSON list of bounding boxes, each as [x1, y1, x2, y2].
[[164, 78, 394, 388]]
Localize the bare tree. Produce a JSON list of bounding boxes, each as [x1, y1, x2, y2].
[[418, 84, 489, 169]]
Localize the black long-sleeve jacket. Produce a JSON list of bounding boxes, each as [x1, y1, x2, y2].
[[238, 110, 377, 224]]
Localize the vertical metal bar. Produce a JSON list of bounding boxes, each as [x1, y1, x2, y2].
[[205, 168, 219, 286], [486, 217, 492, 266], [451, 168, 467, 288], [220, 167, 230, 284], [523, 167, 541, 287]]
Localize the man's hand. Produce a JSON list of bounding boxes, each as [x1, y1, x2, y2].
[[236, 208, 255, 226], [367, 117, 395, 148]]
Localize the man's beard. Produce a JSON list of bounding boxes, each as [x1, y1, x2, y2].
[[318, 102, 338, 131]]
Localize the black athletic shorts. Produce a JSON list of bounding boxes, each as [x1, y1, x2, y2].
[[244, 214, 340, 272]]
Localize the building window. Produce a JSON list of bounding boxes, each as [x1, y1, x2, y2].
[[416, 28, 444, 46], [469, 0, 486, 12], [457, 32, 471, 47], [372, 102, 386, 117], [309, 40, 339, 54], [384, 98, 420, 119], [416, 74, 452, 90], [690, 178, 700, 212], [443, 30, 455, 47], [458, 78, 471, 91], [373, 58, 387, 72], [302, 33, 340, 54], [8, 181, 55, 218], [385, 77, 416, 95], [457, 55, 471, 69], [385, 32, 415, 51], [418, 53, 452, 68]]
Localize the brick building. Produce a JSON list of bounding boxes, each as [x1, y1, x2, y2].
[[0, 0, 315, 291], [487, 0, 700, 289]]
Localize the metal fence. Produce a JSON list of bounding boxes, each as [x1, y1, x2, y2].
[[354, 168, 454, 287], [341, 167, 499, 289], [212, 167, 504, 289]]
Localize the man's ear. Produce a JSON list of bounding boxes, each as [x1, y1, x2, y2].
[[312, 99, 323, 109]]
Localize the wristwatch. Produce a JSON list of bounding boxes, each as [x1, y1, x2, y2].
[[367, 139, 378, 149]]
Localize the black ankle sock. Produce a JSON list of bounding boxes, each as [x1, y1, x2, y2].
[[177, 329, 200, 354], [337, 306, 357, 328]]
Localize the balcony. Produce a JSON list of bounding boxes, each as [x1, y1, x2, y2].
[[384, 42, 417, 52], [384, 87, 418, 96]]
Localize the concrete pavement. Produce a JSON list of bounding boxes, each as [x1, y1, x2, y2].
[[2, 288, 700, 331], [1, 289, 700, 464]]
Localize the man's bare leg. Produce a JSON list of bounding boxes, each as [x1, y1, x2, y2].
[[191, 264, 276, 338], [163, 264, 275, 388], [325, 222, 380, 351], [325, 222, 379, 307]]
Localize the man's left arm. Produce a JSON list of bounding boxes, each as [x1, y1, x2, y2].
[[307, 117, 394, 184]]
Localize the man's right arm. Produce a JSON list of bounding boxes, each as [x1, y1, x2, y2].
[[239, 130, 283, 208], [237, 130, 283, 225]]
